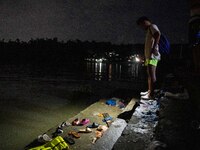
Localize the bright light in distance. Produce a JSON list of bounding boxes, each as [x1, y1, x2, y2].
[[96, 58, 105, 62], [135, 57, 140, 62]]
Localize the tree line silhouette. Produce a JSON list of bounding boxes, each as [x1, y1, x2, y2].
[[0, 38, 189, 66], [0, 38, 142, 66]]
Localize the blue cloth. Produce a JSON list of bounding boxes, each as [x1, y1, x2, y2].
[[105, 99, 116, 106]]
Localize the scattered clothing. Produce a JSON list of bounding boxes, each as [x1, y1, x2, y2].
[[106, 99, 116, 106]]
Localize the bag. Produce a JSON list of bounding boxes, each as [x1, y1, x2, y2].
[[158, 34, 170, 55]]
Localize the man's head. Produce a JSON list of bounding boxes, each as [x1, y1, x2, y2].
[[136, 16, 152, 30]]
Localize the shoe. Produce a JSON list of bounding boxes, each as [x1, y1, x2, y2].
[[56, 128, 64, 134], [97, 125, 108, 132], [79, 118, 90, 126], [78, 127, 92, 133], [64, 136, 75, 145], [38, 133, 52, 143], [141, 94, 151, 100], [72, 118, 80, 126], [68, 131, 80, 138], [140, 91, 149, 96], [87, 122, 99, 128], [102, 113, 112, 122], [59, 121, 71, 129], [52, 127, 64, 138]]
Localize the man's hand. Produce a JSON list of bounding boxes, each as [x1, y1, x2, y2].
[[151, 46, 159, 56]]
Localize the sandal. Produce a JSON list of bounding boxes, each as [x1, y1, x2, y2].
[[68, 131, 80, 138], [59, 121, 71, 129], [87, 122, 99, 128], [72, 118, 80, 126], [78, 127, 92, 133], [64, 136, 75, 145], [38, 133, 52, 143], [79, 118, 90, 126], [102, 113, 112, 122]]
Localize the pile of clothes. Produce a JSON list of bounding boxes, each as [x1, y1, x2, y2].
[[132, 99, 160, 134]]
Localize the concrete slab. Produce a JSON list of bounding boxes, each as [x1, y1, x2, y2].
[[91, 118, 127, 150], [26, 98, 137, 150]]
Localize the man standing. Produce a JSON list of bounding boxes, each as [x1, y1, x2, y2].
[[137, 16, 161, 100]]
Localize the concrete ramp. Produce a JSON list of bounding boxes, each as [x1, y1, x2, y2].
[[91, 118, 127, 150], [27, 98, 138, 150]]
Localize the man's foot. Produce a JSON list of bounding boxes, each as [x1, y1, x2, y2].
[[140, 91, 149, 96], [141, 94, 153, 100]]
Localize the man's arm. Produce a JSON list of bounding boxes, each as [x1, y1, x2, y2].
[[152, 31, 161, 55]]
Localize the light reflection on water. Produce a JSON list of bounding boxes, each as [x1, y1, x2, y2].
[[85, 61, 144, 81], [0, 62, 145, 82]]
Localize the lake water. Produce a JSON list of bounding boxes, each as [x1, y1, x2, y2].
[[84, 61, 145, 81], [0, 61, 145, 82]]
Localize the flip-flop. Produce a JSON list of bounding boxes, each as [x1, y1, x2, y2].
[[59, 121, 71, 129], [64, 136, 75, 145], [78, 127, 92, 133], [97, 125, 108, 132], [87, 122, 99, 128], [38, 133, 52, 143], [68, 131, 80, 138], [72, 118, 80, 126], [52, 127, 64, 138], [95, 130, 103, 138], [79, 118, 90, 126], [102, 113, 112, 122], [102, 116, 113, 122], [102, 113, 110, 118]]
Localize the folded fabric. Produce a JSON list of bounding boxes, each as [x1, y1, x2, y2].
[[105, 99, 116, 106]]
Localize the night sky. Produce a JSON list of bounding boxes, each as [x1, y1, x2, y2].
[[0, 0, 190, 44]]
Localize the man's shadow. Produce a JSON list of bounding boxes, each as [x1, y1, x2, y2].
[[117, 101, 139, 122]]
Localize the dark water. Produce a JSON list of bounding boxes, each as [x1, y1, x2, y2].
[[0, 61, 145, 82], [84, 61, 145, 81]]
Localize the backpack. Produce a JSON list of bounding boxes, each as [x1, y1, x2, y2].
[[159, 33, 170, 55]]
